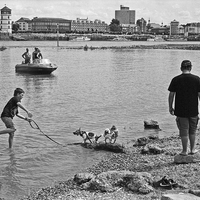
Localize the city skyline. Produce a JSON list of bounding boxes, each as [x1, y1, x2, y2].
[[2, 0, 200, 25]]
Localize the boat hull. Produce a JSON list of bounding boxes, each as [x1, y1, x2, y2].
[[15, 64, 57, 74]]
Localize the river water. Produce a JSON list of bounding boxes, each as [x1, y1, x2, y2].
[[0, 40, 200, 199]]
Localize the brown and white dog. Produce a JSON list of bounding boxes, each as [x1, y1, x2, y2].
[[103, 125, 118, 144], [73, 128, 101, 143]]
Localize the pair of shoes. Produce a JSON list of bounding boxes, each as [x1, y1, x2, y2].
[[159, 177, 178, 189], [153, 176, 178, 189]]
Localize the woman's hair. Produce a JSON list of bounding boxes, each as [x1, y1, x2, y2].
[[181, 60, 192, 71], [14, 88, 25, 96]]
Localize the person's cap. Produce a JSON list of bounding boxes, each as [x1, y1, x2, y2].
[[181, 60, 192, 68]]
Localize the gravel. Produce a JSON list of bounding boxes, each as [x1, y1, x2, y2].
[[21, 135, 200, 200]]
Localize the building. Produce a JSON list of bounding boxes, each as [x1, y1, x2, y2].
[[15, 17, 32, 32], [31, 17, 71, 33], [0, 5, 12, 33], [71, 18, 108, 33], [115, 5, 135, 25], [170, 19, 179, 35], [136, 18, 147, 33], [184, 23, 200, 35]]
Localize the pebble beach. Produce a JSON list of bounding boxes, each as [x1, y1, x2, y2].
[[20, 133, 200, 200]]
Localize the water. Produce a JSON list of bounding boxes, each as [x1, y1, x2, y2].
[[1, 40, 200, 199]]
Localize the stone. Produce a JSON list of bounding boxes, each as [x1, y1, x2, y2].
[[74, 173, 95, 184], [79, 170, 154, 194], [81, 142, 125, 153], [161, 193, 200, 200], [189, 189, 200, 197], [144, 120, 160, 129], [141, 144, 164, 154], [174, 153, 200, 164]]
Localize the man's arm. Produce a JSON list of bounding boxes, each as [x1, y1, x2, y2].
[[168, 91, 175, 115], [198, 92, 200, 101]]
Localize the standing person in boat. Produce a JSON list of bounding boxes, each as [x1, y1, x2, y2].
[[32, 47, 38, 62], [22, 48, 31, 64], [0, 88, 33, 148], [37, 48, 43, 59], [168, 60, 200, 156]]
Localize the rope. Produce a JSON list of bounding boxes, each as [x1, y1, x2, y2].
[[28, 119, 62, 146]]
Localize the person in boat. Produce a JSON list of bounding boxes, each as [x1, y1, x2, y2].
[[0, 88, 33, 148], [32, 48, 43, 63], [37, 48, 43, 59], [22, 48, 31, 64], [32, 47, 38, 62]]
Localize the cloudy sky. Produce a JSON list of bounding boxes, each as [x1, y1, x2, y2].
[[2, 0, 200, 25]]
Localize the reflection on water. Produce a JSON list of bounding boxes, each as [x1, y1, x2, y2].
[[1, 42, 200, 199]]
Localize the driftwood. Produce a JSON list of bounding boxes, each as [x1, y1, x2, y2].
[[80, 142, 125, 153]]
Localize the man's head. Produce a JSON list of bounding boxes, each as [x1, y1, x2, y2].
[[14, 88, 25, 100], [181, 60, 192, 71]]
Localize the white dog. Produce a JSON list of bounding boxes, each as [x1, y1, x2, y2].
[[103, 125, 118, 144]]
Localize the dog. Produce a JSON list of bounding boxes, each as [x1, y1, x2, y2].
[[103, 125, 118, 144], [73, 128, 101, 143]]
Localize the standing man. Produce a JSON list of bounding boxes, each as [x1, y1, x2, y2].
[[168, 60, 200, 156], [22, 48, 31, 64], [0, 88, 32, 148]]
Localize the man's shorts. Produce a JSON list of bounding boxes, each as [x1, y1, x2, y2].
[[1, 117, 15, 129], [176, 116, 199, 137]]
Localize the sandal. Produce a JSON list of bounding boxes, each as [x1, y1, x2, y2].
[[160, 177, 178, 189], [153, 176, 178, 189]]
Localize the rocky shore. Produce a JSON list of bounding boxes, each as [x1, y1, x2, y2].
[[74, 43, 200, 51], [20, 134, 200, 200]]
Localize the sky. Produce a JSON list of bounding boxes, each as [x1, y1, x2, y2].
[[2, 0, 200, 25]]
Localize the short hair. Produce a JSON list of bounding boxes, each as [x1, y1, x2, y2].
[[181, 60, 192, 71], [14, 88, 25, 96]]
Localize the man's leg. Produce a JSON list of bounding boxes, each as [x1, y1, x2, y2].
[[176, 117, 189, 155], [189, 116, 199, 154], [180, 136, 188, 155]]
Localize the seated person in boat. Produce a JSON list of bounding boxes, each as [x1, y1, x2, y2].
[[22, 48, 31, 64]]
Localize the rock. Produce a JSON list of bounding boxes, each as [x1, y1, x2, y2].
[[133, 137, 149, 146], [161, 193, 200, 200], [81, 142, 125, 153], [174, 153, 200, 164], [189, 189, 200, 197], [133, 135, 159, 147], [141, 144, 164, 154], [74, 173, 95, 184], [144, 120, 160, 129], [77, 170, 154, 194]]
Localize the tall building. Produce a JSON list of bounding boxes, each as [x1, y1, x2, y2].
[[0, 5, 12, 33], [115, 5, 135, 25], [170, 20, 179, 35]]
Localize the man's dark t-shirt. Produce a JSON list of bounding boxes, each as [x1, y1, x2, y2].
[[1, 97, 20, 118], [168, 73, 200, 117]]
